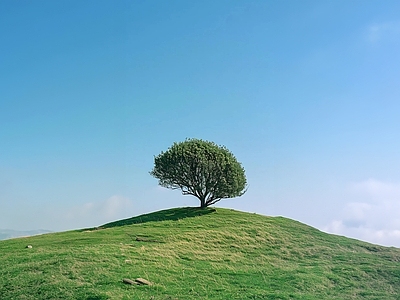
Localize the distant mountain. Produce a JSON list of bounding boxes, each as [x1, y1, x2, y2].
[[0, 229, 52, 240]]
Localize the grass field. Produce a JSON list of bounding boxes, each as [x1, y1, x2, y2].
[[1, 207, 400, 299]]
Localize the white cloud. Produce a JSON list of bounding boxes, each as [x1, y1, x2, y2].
[[0, 195, 135, 232], [367, 21, 400, 43], [66, 195, 133, 221], [352, 178, 400, 199], [324, 179, 400, 247], [59, 195, 134, 230]]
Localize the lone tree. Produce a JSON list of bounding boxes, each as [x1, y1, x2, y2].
[[150, 138, 247, 208]]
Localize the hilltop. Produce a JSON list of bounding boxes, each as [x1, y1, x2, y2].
[[0, 207, 400, 299]]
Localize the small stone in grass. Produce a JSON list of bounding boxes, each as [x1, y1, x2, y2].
[[122, 277, 152, 286], [26, 245, 33, 249], [122, 278, 137, 285], [135, 278, 152, 286]]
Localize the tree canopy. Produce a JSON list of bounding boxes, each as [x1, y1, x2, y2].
[[150, 139, 247, 208]]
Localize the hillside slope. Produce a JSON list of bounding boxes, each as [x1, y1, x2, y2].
[[0, 207, 399, 299]]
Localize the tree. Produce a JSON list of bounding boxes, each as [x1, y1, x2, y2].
[[150, 138, 247, 208]]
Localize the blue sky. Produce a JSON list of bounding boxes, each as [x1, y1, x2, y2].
[[1, 1, 400, 246]]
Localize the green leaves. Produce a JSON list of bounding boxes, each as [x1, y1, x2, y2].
[[150, 139, 247, 207]]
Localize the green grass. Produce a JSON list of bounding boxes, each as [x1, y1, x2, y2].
[[1, 207, 400, 299]]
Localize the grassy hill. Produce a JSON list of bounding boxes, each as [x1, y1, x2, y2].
[[1, 207, 400, 299]]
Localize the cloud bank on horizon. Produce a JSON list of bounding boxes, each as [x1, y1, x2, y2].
[[324, 179, 400, 247]]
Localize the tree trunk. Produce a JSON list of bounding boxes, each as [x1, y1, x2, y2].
[[199, 197, 206, 208]]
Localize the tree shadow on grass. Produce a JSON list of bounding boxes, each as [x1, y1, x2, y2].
[[97, 207, 216, 229]]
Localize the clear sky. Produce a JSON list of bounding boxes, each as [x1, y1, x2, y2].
[[1, 1, 400, 247]]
